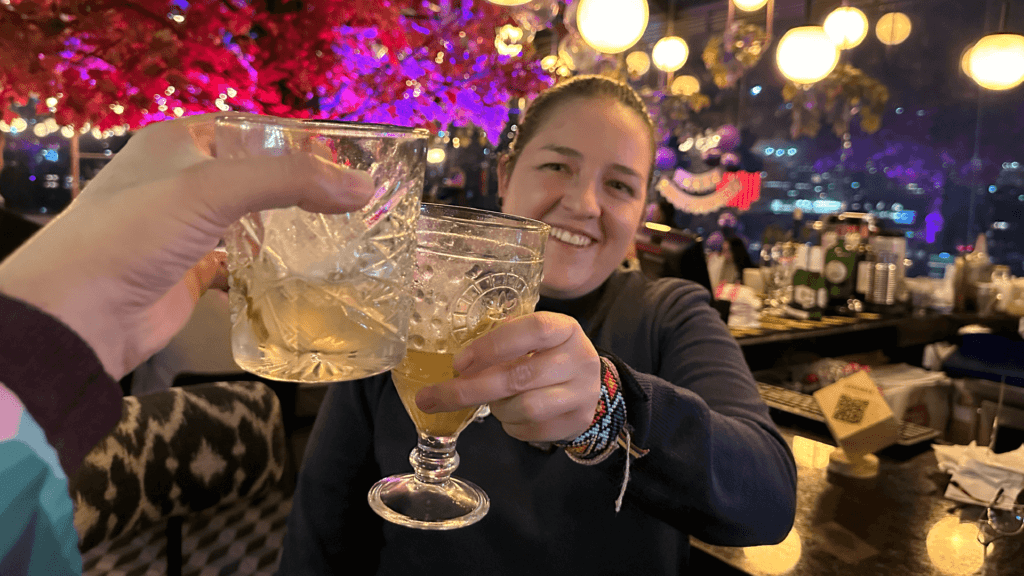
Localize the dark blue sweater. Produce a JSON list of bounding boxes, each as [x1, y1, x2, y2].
[[281, 269, 797, 575]]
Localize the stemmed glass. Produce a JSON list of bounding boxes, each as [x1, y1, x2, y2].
[[760, 242, 797, 315], [367, 204, 549, 530]]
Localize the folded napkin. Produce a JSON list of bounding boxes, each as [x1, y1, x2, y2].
[[935, 441, 1024, 511]]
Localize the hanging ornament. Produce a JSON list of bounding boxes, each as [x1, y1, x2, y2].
[[558, 33, 601, 72], [513, 0, 560, 37], [656, 167, 744, 215]]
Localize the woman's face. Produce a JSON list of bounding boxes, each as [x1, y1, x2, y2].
[[499, 97, 651, 299]]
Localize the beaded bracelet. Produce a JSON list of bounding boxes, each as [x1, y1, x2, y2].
[[554, 356, 627, 462]]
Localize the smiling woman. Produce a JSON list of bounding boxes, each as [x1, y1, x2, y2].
[[282, 75, 798, 576], [497, 78, 654, 299]]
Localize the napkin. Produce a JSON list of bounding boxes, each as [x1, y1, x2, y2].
[[935, 441, 1024, 511]]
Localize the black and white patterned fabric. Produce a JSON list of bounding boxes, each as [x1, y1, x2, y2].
[[69, 381, 287, 553]]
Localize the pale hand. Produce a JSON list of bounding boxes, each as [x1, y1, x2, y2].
[[415, 311, 602, 443], [0, 113, 374, 379]]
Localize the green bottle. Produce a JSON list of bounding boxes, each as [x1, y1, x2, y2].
[[786, 244, 813, 319], [807, 246, 826, 320], [824, 232, 858, 314]]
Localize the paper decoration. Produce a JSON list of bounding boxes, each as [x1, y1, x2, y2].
[[657, 168, 762, 214]]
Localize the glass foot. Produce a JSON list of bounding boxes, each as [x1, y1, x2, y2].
[[368, 474, 489, 530]]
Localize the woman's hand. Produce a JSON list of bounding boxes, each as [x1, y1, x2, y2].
[[415, 312, 602, 443], [0, 113, 374, 379]]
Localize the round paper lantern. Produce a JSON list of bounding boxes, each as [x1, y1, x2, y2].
[[776, 26, 840, 84], [733, 0, 769, 11], [823, 6, 868, 50], [967, 33, 1024, 91], [486, 0, 532, 6], [875, 12, 912, 46], [576, 0, 649, 54], [670, 75, 701, 96], [626, 50, 652, 77], [652, 36, 689, 72]]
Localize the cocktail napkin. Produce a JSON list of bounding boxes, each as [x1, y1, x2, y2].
[[935, 441, 1024, 510]]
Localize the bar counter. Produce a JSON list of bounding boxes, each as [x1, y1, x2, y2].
[[730, 312, 1020, 372], [690, 423, 1023, 576]]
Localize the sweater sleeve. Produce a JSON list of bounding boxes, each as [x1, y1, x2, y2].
[[604, 281, 797, 547], [0, 294, 123, 478]]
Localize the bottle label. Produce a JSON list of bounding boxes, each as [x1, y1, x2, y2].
[[825, 260, 849, 284], [794, 285, 815, 308], [856, 261, 871, 294]]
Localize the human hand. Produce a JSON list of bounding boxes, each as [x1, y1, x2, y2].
[[0, 113, 374, 379], [415, 312, 602, 443]]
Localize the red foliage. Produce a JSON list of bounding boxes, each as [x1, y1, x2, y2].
[[0, 0, 548, 131]]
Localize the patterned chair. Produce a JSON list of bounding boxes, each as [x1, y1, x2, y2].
[[68, 381, 287, 575]]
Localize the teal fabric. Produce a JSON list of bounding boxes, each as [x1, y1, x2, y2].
[[1, 395, 82, 576]]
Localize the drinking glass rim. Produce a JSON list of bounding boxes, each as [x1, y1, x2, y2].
[[420, 203, 550, 234], [215, 114, 429, 140]]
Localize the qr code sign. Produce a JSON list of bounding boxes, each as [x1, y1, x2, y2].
[[832, 394, 869, 424]]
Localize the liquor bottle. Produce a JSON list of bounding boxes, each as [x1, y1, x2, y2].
[[786, 244, 814, 319], [824, 232, 858, 314], [806, 246, 827, 320]]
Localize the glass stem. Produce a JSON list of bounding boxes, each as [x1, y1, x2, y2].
[[410, 434, 460, 485]]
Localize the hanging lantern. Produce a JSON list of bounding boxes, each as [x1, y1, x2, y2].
[[671, 75, 701, 96], [776, 26, 839, 84], [733, 0, 769, 11], [875, 12, 912, 46], [967, 33, 1024, 90], [576, 0, 649, 54], [626, 51, 652, 77], [823, 6, 868, 50], [652, 36, 689, 72], [486, 0, 532, 6]]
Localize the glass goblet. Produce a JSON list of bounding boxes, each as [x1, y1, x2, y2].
[[367, 204, 549, 530]]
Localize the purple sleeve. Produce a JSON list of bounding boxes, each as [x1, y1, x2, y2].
[[0, 294, 122, 477]]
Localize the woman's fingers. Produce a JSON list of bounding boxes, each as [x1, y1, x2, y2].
[[418, 345, 578, 412], [453, 312, 576, 374]]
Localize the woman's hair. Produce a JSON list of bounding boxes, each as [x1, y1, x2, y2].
[[504, 75, 657, 190]]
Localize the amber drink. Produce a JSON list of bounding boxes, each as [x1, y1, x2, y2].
[[367, 203, 548, 530]]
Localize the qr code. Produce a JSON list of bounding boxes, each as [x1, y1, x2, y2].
[[832, 394, 869, 424]]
